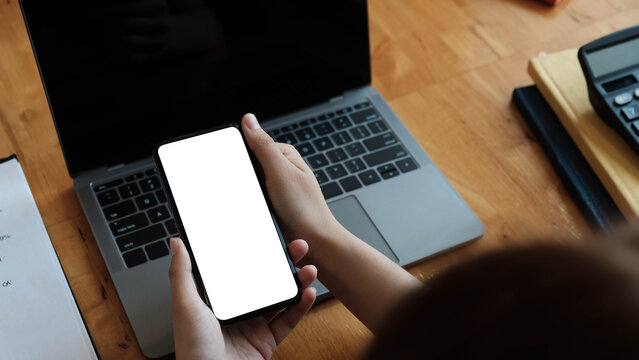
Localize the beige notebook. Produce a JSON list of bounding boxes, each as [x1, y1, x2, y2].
[[528, 49, 639, 220]]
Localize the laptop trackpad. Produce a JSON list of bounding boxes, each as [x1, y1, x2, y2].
[[328, 196, 399, 263]]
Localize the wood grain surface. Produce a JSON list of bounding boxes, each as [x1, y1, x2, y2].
[[2, 0, 639, 359]]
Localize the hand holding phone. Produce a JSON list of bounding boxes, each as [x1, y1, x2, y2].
[[169, 235, 317, 359], [155, 124, 302, 324]]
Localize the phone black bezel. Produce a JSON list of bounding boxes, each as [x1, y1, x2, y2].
[[153, 123, 302, 325]]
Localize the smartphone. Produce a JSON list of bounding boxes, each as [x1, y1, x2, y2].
[[154, 124, 301, 324]]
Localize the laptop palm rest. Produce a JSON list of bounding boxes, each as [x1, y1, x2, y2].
[[328, 196, 399, 263], [310, 196, 398, 298]]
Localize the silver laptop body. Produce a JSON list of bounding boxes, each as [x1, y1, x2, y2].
[[74, 85, 483, 357]]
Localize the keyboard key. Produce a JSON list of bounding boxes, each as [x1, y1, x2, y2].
[[378, 164, 400, 179], [364, 132, 398, 151], [145, 168, 156, 176], [140, 177, 160, 192], [332, 131, 353, 145], [396, 157, 418, 173], [103, 200, 136, 221], [125, 175, 136, 182], [363, 145, 407, 167], [314, 123, 335, 135], [358, 170, 381, 185], [272, 128, 281, 135], [317, 112, 335, 121], [300, 119, 310, 127], [295, 142, 316, 156], [351, 108, 380, 124], [109, 213, 149, 237], [340, 176, 362, 192], [94, 178, 124, 193], [345, 142, 366, 157], [308, 154, 329, 169], [320, 182, 343, 199], [145, 240, 169, 260], [368, 120, 388, 134], [310, 118, 317, 124], [276, 133, 297, 145], [123, 248, 147, 268], [313, 137, 334, 151], [332, 116, 352, 130], [344, 158, 366, 173], [280, 125, 293, 132], [291, 123, 299, 130], [117, 224, 166, 252], [135, 172, 145, 179], [295, 128, 316, 141], [118, 183, 141, 199], [336, 106, 353, 115], [97, 189, 120, 206], [314, 170, 329, 184], [148, 205, 171, 223], [156, 189, 167, 203], [326, 148, 348, 163], [354, 101, 370, 110], [135, 193, 158, 210], [326, 164, 348, 179], [622, 104, 639, 121], [614, 92, 633, 106], [350, 125, 370, 140], [165, 219, 178, 235]]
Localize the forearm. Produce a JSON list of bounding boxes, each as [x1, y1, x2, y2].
[[305, 225, 422, 334]]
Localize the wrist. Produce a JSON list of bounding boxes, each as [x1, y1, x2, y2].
[[301, 219, 353, 267]]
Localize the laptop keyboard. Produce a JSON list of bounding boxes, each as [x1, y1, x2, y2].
[[93, 168, 178, 268], [268, 101, 419, 199], [92, 101, 418, 269]]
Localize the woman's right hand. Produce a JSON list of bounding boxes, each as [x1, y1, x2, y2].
[[241, 113, 344, 248], [242, 113, 423, 334]]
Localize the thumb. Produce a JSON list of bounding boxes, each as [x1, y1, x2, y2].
[[241, 113, 287, 171], [168, 237, 201, 308]]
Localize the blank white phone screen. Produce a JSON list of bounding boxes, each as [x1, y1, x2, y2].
[[158, 127, 298, 321]]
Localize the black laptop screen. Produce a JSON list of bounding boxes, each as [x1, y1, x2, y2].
[[19, 0, 370, 176]]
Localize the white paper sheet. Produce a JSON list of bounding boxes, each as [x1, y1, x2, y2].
[[0, 157, 98, 360]]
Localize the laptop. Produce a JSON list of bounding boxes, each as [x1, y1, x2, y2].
[[19, 1, 484, 357]]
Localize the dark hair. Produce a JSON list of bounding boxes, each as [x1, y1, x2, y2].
[[366, 231, 639, 359]]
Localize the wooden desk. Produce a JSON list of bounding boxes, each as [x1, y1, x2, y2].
[[2, 0, 639, 358]]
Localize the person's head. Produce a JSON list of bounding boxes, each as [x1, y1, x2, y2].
[[367, 227, 639, 359]]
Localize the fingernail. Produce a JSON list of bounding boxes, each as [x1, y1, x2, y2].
[[245, 113, 260, 130], [170, 237, 179, 254], [309, 287, 317, 295]]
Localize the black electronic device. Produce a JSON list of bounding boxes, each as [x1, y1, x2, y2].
[[19, 0, 370, 177], [578, 24, 639, 156], [154, 125, 301, 324]]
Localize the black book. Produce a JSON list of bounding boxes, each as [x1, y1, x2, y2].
[[512, 86, 623, 233]]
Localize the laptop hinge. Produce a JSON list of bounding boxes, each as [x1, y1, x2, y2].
[[107, 163, 126, 171], [329, 95, 345, 103]]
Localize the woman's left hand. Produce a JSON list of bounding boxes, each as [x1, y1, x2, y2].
[[169, 237, 317, 360]]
